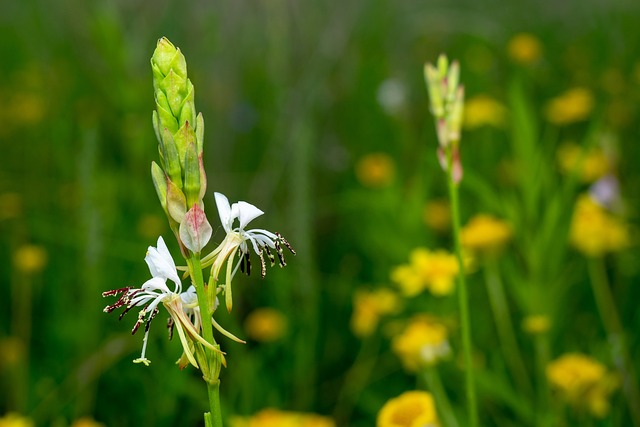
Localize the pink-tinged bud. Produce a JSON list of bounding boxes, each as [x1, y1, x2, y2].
[[179, 204, 212, 254]]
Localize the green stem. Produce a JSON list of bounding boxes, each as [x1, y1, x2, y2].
[[484, 259, 532, 395], [587, 257, 640, 426], [188, 255, 224, 427], [424, 366, 460, 427], [446, 159, 478, 427], [206, 381, 224, 427], [534, 332, 552, 427], [333, 335, 380, 424]]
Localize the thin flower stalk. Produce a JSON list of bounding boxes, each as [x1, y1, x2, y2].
[[587, 257, 640, 426], [425, 54, 478, 427]]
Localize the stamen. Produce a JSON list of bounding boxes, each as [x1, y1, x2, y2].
[[276, 232, 296, 255], [245, 253, 251, 276], [102, 286, 132, 297], [265, 247, 276, 266], [167, 317, 175, 340], [132, 306, 148, 335], [145, 307, 160, 334], [258, 249, 267, 279], [275, 240, 286, 267], [118, 303, 135, 320]]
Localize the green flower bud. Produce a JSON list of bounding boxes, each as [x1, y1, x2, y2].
[[167, 179, 187, 224], [151, 161, 168, 212], [161, 128, 183, 189], [150, 37, 209, 233], [183, 141, 201, 208]]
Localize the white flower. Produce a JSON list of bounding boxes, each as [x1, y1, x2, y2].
[[103, 236, 217, 367], [203, 192, 295, 312]]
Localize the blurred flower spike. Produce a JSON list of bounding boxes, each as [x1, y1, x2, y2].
[[200, 192, 295, 312], [377, 390, 440, 427], [150, 37, 208, 254], [424, 54, 465, 183], [102, 237, 221, 367]]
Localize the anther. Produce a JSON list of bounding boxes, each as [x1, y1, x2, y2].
[[167, 317, 175, 340]]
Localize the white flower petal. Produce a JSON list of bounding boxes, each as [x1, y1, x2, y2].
[[180, 286, 198, 305], [236, 201, 264, 230], [144, 237, 182, 287], [214, 192, 233, 233], [141, 277, 172, 294]]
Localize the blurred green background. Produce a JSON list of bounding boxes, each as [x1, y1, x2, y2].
[[1, 0, 640, 426]]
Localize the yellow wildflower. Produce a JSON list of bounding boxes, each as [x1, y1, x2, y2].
[[546, 353, 619, 417], [390, 264, 424, 297], [351, 289, 402, 338], [522, 315, 551, 335], [463, 95, 507, 129], [0, 413, 33, 427], [507, 33, 543, 65], [377, 390, 440, 427], [544, 88, 594, 125], [70, 418, 105, 427], [569, 194, 629, 257], [461, 214, 512, 254], [13, 245, 48, 274], [244, 308, 288, 342], [230, 409, 335, 427], [410, 249, 459, 296], [391, 249, 459, 297], [392, 316, 450, 371], [355, 153, 396, 188], [423, 199, 450, 233], [556, 142, 610, 183]]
